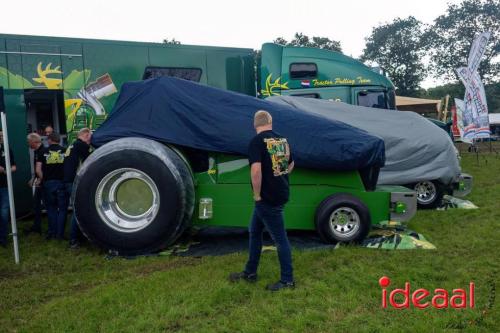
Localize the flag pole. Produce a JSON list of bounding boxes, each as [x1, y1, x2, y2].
[[1, 111, 20, 264]]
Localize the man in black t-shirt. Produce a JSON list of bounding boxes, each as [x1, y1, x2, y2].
[[0, 132, 16, 247], [64, 128, 92, 248], [36, 133, 66, 240], [229, 110, 295, 291]]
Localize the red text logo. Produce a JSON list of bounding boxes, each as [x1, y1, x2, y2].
[[379, 276, 474, 309]]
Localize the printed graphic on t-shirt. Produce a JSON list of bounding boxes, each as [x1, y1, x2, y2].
[[264, 138, 290, 176], [45, 150, 64, 164], [65, 145, 73, 157]]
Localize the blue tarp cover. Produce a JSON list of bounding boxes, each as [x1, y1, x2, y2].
[[92, 77, 385, 171]]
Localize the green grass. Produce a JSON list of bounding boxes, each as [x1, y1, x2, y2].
[[1, 153, 499, 332]]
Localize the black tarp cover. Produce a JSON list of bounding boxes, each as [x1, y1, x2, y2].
[[92, 77, 385, 171]]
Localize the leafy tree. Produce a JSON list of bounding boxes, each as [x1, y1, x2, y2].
[[361, 17, 427, 96], [273, 33, 342, 53], [163, 38, 181, 45], [424, 0, 500, 82]]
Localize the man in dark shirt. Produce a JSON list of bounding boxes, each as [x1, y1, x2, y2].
[[229, 110, 295, 291], [26, 133, 44, 234], [0, 131, 16, 247], [36, 133, 66, 240], [64, 128, 92, 248]]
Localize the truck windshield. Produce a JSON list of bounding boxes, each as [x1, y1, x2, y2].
[[358, 91, 388, 109]]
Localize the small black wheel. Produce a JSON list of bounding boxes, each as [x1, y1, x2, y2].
[[315, 193, 371, 243], [410, 180, 444, 209]]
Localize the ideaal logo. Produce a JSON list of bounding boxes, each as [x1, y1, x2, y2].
[[379, 276, 475, 309]]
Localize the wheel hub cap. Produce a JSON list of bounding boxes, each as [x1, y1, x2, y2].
[[95, 168, 160, 233], [414, 181, 437, 204], [329, 207, 360, 240]]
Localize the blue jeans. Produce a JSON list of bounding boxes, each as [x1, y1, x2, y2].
[[64, 183, 81, 242], [43, 180, 68, 238], [0, 187, 10, 244], [32, 186, 43, 231], [244, 201, 294, 283]]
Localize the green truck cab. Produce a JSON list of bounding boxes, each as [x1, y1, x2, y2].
[[259, 43, 396, 108]]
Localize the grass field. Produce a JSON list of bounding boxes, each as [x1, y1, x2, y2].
[[0, 153, 499, 332]]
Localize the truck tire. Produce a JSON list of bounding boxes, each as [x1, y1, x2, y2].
[[409, 180, 444, 209], [315, 193, 371, 243], [73, 138, 194, 255]]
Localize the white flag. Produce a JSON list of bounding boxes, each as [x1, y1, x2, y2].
[[454, 98, 472, 143], [455, 32, 491, 140], [468, 32, 490, 73]]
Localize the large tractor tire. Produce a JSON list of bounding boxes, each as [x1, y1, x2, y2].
[[73, 138, 194, 255]]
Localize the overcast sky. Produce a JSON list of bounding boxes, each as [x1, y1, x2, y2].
[[1, 0, 464, 87]]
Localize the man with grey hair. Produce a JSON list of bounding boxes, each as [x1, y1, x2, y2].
[[229, 110, 296, 291], [25, 132, 44, 235]]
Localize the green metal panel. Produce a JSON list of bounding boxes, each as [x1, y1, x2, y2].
[[20, 43, 62, 89], [206, 50, 255, 95], [192, 182, 390, 230], [214, 154, 364, 188], [259, 43, 283, 97], [81, 42, 149, 112], [5, 40, 27, 89], [281, 86, 352, 104], [2, 90, 32, 215], [60, 43, 85, 91], [0, 38, 6, 83], [280, 46, 394, 89], [192, 153, 390, 229]]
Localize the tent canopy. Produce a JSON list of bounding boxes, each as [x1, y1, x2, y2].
[[396, 96, 440, 107]]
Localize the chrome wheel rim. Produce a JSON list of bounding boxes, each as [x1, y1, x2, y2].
[[329, 207, 360, 240], [414, 181, 437, 204], [95, 168, 159, 233]]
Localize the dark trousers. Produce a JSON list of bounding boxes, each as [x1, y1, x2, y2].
[[0, 187, 10, 244], [244, 201, 294, 283], [32, 186, 43, 232], [64, 183, 81, 242], [43, 180, 68, 238]]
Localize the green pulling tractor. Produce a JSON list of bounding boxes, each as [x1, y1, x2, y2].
[[73, 138, 417, 255]]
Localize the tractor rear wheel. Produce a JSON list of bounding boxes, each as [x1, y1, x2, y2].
[[73, 138, 194, 255]]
